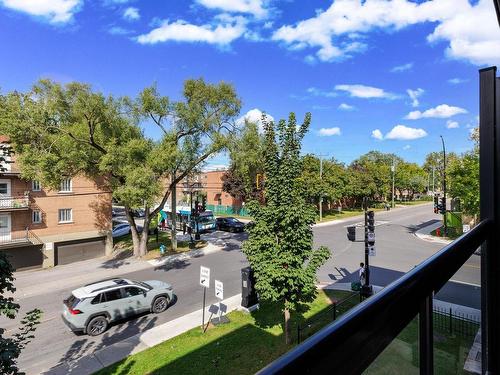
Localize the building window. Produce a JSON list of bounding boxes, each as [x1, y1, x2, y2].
[[58, 208, 72, 223], [59, 178, 72, 193], [0, 183, 7, 195], [32, 210, 42, 224], [32, 180, 41, 192]]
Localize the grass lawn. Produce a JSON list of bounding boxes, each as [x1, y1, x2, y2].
[[113, 231, 207, 260], [365, 316, 478, 374], [319, 208, 384, 222], [396, 200, 433, 206], [96, 289, 357, 375], [430, 226, 461, 241]]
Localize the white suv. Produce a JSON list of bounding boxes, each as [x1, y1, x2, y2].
[[62, 278, 174, 336]]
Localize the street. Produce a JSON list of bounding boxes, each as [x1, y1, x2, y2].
[[4, 203, 480, 374]]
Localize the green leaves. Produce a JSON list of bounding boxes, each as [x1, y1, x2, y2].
[[243, 112, 330, 317]]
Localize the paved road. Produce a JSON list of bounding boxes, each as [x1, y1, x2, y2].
[[3, 203, 480, 374]]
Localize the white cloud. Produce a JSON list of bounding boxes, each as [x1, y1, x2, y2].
[[203, 163, 229, 172], [446, 120, 459, 129], [405, 104, 468, 119], [196, 0, 268, 18], [318, 127, 341, 136], [307, 87, 337, 98], [448, 78, 468, 84], [403, 144, 411, 150], [271, 0, 500, 65], [338, 103, 355, 111], [108, 26, 133, 35], [0, 0, 81, 23], [136, 17, 246, 46], [335, 84, 398, 99], [236, 108, 274, 133], [372, 129, 384, 140], [123, 7, 139, 21], [391, 62, 413, 72], [385, 125, 428, 140], [407, 88, 424, 107]]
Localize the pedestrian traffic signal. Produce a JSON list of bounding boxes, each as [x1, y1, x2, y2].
[[367, 210, 375, 232], [347, 226, 356, 241], [440, 197, 446, 215], [434, 196, 439, 214]]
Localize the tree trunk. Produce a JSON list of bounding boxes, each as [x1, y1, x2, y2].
[[125, 205, 142, 257], [170, 174, 178, 251], [284, 302, 291, 345], [137, 206, 150, 257]]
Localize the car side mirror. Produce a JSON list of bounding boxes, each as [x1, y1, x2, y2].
[[143, 291, 147, 297]]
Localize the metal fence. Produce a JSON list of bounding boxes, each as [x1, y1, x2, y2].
[[206, 204, 251, 217], [297, 292, 360, 344], [0, 195, 29, 209], [433, 307, 480, 339]]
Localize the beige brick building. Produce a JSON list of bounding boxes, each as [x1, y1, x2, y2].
[[0, 138, 112, 270]]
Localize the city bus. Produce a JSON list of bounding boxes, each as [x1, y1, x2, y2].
[[158, 206, 216, 233]]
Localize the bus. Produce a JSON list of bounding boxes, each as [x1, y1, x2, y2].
[[158, 206, 216, 233]]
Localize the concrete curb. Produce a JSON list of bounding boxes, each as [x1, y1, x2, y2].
[[43, 294, 243, 375], [147, 242, 223, 267], [414, 221, 452, 244]]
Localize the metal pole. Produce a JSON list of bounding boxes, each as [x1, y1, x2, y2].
[[319, 157, 323, 221], [391, 159, 395, 209], [202, 287, 206, 331], [440, 136, 447, 236], [364, 198, 370, 286], [479, 66, 500, 374], [419, 294, 434, 375], [432, 166, 435, 195]]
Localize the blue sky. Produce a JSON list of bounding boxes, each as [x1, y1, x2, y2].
[[0, 0, 499, 169]]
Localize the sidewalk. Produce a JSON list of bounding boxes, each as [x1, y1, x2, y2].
[[43, 294, 243, 375]]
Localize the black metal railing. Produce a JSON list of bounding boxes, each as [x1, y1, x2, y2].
[[258, 219, 491, 374], [0, 228, 42, 246], [433, 307, 480, 339]]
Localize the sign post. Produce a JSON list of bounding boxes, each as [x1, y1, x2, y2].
[[213, 280, 229, 325], [200, 266, 210, 331]]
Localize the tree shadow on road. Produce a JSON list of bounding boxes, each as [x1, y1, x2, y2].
[[43, 307, 160, 374], [153, 258, 191, 272]]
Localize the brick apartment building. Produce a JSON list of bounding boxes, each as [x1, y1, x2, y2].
[[200, 170, 242, 207], [0, 139, 112, 270]]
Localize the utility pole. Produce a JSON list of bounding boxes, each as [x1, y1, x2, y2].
[[391, 158, 395, 209], [319, 157, 323, 221], [440, 135, 447, 236], [432, 166, 435, 195]]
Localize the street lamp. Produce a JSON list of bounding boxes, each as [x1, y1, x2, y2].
[[440, 135, 447, 236], [391, 159, 395, 209]]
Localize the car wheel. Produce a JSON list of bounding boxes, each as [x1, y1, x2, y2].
[[86, 316, 108, 336], [152, 296, 169, 313]]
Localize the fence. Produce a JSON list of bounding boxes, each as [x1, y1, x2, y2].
[[433, 306, 480, 338], [206, 204, 251, 217], [297, 292, 360, 344]]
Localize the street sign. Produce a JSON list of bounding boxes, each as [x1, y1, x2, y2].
[[200, 266, 210, 288], [463, 224, 471, 233], [367, 232, 375, 242], [215, 280, 224, 300], [368, 245, 376, 256]]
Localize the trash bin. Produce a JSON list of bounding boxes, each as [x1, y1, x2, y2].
[[351, 281, 361, 291], [241, 267, 259, 308]]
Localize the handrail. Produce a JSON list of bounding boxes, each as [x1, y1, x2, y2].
[[258, 219, 493, 374]]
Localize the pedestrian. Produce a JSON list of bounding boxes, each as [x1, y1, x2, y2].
[[182, 222, 187, 235], [359, 262, 366, 286]]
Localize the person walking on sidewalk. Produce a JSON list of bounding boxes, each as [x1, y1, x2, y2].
[[359, 262, 366, 286]]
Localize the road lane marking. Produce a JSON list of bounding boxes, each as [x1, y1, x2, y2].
[[449, 279, 480, 287]]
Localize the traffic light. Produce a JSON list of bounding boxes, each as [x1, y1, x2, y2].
[[440, 197, 446, 215], [201, 196, 207, 212], [367, 210, 375, 232], [434, 196, 439, 214], [347, 226, 356, 241]]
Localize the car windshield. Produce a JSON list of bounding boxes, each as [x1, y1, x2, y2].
[[227, 218, 240, 224], [64, 294, 81, 309], [133, 281, 153, 290], [199, 214, 214, 223]]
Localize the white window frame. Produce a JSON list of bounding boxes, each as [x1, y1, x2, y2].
[[58, 208, 73, 223], [32, 210, 42, 224], [32, 180, 41, 192], [59, 178, 72, 193]]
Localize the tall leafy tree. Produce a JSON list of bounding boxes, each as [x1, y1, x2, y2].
[[0, 253, 42, 374], [0, 79, 240, 256], [243, 113, 330, 344]]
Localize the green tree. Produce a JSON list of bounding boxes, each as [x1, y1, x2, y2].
[[0, 79, 240, 256], [243, 112, 330, 344], [223, 120, 265, 202], [0, 253, 42, 374]]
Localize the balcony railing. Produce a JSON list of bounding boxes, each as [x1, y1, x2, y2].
[[258, 67, 500, 375], [0, 228, 42, 247], [0, 195, 29, 210]]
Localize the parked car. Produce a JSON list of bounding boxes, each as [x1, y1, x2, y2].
[[112, 223, 143, 238], [62, 278, 174, 336], [216, 217, 245, 232], [131, 208, 145, 218]]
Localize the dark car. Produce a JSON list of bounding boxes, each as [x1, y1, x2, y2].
[[216, 217, 245, 232]]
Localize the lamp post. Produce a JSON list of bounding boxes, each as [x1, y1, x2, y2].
[[391, 159, 395, 209], [440, 135, 447, 236]]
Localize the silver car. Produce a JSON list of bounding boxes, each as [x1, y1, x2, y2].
[[62, 278, 174, 336]]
